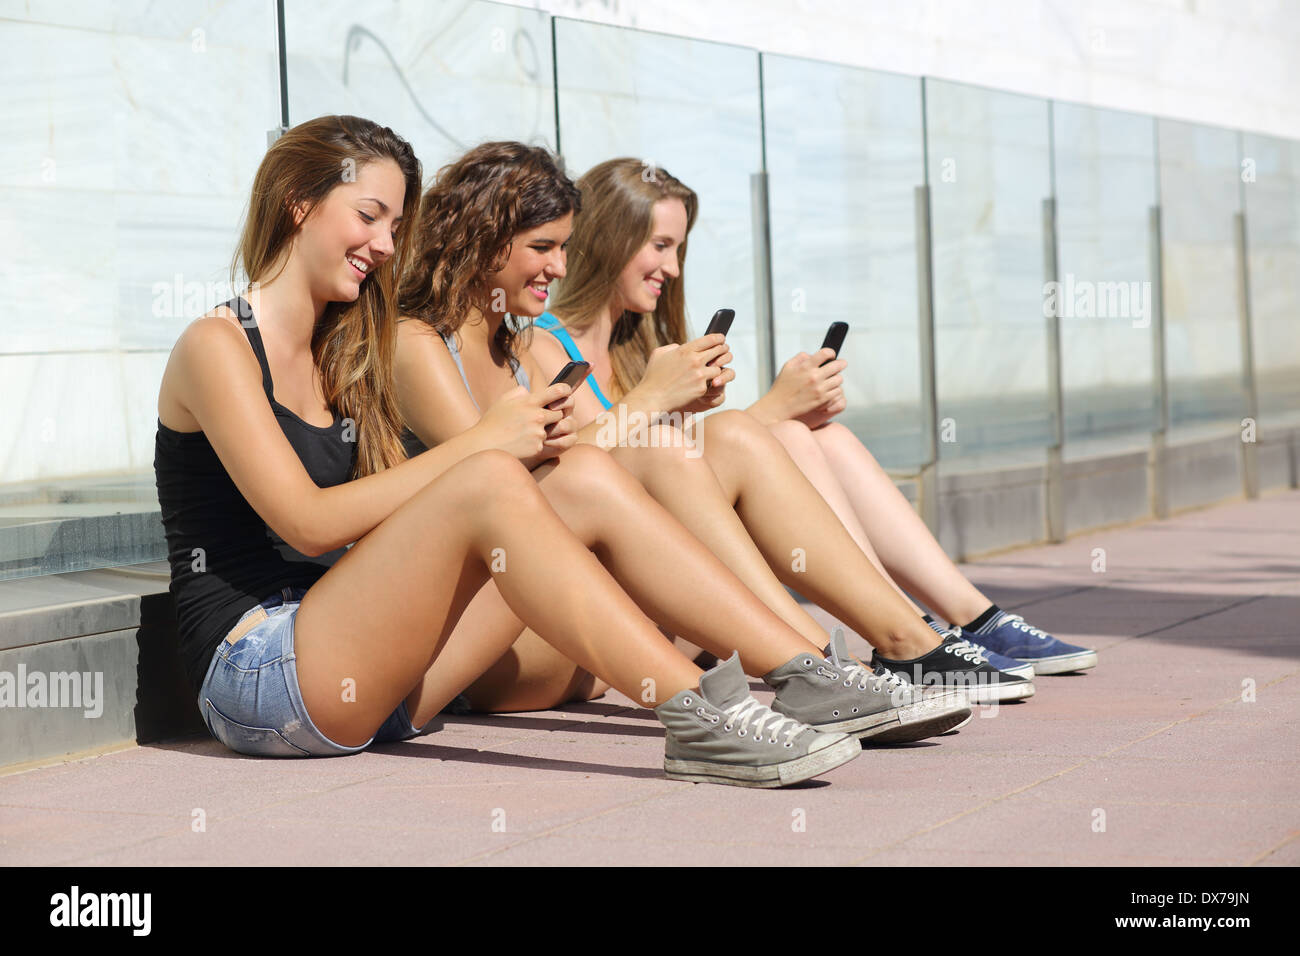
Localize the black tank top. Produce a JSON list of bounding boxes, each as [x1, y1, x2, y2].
[[153, 297, 357, 692]]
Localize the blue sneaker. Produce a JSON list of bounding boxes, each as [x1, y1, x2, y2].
[[969, 611, 1097, 675], [926, 618, 1034, 680]]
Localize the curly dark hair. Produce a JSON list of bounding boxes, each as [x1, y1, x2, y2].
[[398, 141, 581, 371]]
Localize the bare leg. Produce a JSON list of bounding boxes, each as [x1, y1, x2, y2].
[[767, 419, 924, 615], [444, 444, 827, 713], [692, 411, 941, 660], [813, 422, 990, 625], [608, 426, 833, 651], [293, 450, 701, 746]]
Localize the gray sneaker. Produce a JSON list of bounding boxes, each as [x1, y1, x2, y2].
[[656, 651, 861, 788], [765, 627, 973, 744]]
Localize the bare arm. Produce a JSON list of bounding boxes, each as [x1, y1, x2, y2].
[[394, 319, 483, 446], [393, 317, 576, 469], [746, 349, 847, 427], [528, 334, 734, 446], [168, 316, 498, 558]]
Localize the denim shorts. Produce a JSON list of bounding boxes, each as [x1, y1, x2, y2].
[[197, 586, 427, 757]]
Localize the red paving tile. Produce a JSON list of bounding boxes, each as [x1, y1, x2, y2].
[[1, 491, 1296, 865]]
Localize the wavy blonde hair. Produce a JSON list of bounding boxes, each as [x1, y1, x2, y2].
[[232, 114, 422, 478], [549, 158, 699, 401]]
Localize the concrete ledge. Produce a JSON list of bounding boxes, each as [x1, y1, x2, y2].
[[0, 562, 170, 652], [1257, 426, 1300, 491], [937, 462, 1046, 561], [0, 562, 204, 769], [1164, 432, 1247, 513], [1063, 449, 1151, 532], [0, 629, 138, 767]]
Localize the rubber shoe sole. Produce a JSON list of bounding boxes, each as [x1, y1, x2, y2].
[[948, 679, 1036, 704], [866, 697, 974, 744], [1020, 649, 1098, 675], [939, 712, 975, 736], [997, 660, 1035, 680], [664, 734, 861, 788], [806, 695, 972, 743]]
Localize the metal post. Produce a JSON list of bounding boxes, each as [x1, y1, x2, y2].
[[267, 0, 290, 145], [1148, 204, 1170, 518], [749, 171, 776, 394], [914, 183, 940, 537], [1042, 196, 1066, 542], [1234, 208, 1260, 498]]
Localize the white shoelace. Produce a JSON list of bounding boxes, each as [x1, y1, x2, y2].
[[868, 663, 910, 695], [943, 639, 988, 664], [721, 695, 805, 745], [1002, 613, 1051, 641], [836, 656, 909, 696]]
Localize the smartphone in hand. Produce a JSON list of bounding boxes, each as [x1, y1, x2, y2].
[[546, 360, 591, 410], [703, 308, 735, 369], [704, 308, 735, 338], [819, 322, 848, 366]]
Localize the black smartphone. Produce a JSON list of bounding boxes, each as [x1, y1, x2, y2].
[[704, 308, 735, 338], [703, 309, 735, 369], [546, 360, 591, 409], [819, 321, 848, 366]]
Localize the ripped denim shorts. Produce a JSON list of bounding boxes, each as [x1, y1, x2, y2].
[[196, 586, 426, 756]]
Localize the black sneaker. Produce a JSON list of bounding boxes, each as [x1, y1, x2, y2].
[[872, 634, 1035, 704]]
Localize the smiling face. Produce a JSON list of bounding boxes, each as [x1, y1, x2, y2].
[[611, 198, 688, 315], [490, 212, 573, 318], [293, 157, 406, 304]]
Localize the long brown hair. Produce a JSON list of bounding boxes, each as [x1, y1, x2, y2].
[[231, 114, 422, 478], [549, 158, 699, 401], [399, 141, 581, 373]]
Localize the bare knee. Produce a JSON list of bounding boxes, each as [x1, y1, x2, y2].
[[442, 448, 544, 511], [768, 418, 819, 456], [704, 408, 783, 460], [816, 422, 880, 468], [544, 444, 641, 503], [610, 425, 709, 478]]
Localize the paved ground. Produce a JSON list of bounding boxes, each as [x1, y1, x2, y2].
[[2, 491, 1298, 866]]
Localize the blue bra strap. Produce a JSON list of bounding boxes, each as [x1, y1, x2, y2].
[[534, 313, 613, 411]]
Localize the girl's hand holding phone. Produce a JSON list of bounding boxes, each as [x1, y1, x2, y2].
[[635, 334, 733, 415], [475, 383, 572, 461], [750, 349, 847, 426]]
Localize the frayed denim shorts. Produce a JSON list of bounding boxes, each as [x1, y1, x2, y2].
[[197, 586, 426, 757]]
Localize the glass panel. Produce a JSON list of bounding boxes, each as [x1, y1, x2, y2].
[[923, 80, 1052, 465], [762, 55, 926, 468], [1051, 103, 1158, 458], [1241, 133, 1300, 426], [0, 1, 280, 580], [283, 0, 556, 174], [1157, 119, 1246, 435], [553, 18, 765, 410]]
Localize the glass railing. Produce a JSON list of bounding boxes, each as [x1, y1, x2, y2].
[[3, 0, 1297, 581], [761, 55, 926, 469], [1052, 103, 1159, 458], [924, 79, 1053, 467], [553, 17, 766, 410]]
